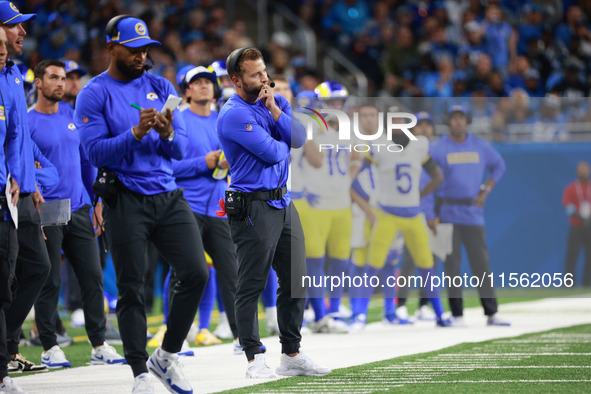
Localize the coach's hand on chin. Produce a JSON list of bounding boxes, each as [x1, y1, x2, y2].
[[258, 83, 281, 121]]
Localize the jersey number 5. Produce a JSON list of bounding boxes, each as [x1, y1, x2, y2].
[[395, 163, 412, 194]]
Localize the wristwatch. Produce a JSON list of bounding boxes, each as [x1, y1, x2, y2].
[[480, 184, 492, 193], [162, 128, 175, 142]]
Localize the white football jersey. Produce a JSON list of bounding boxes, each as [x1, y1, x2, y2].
[[372, 135, 429, 208], [304, 127, 353, 210]]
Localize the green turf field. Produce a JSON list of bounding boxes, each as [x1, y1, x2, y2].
[[222, 324, 591, 393]]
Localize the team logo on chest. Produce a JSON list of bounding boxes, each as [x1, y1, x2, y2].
[[147, 92, 158, 101], [14, 77, 20, 85], [68, 123, 76, 130]]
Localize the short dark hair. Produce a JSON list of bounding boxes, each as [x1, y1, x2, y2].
[[226, 47, 263, 78], [34, 59, 66, 80]]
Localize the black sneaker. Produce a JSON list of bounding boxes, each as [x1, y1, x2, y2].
[[10, 353, 48, 372]]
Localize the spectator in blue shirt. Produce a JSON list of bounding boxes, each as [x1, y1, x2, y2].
[[482, 4, 516, 74], [322, 0, 370, 48], [430, 105, 510, 327], [516, 3, 544, 55]]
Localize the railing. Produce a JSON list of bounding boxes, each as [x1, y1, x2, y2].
[[271, 3, 316, 69], [323, 47, 368, 97]]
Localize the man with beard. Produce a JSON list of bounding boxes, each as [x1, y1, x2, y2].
[[29, 59, 125, 369], [0, 22, 25, 394], [1, 1, 61, 374], [430, 105, 509, 327], [217, 47, 330, 378], [76, 16, 208, 394]]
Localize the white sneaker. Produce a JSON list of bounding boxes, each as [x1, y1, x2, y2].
[[232, 338, 243, 355], [70, 308, 85, 327], [245, 354, 276, 378], [276, 352, 331, 377], [415, 305, 436, 321], [396, 306, 409, 320], [449, 316, 467, 327], [349, 314, 367, 333], [41, 345, 72, 369], [132, 373, 154, 394], [338, 304, 352, 319], [265, 307, 279, 335], [312, 316, 349, 334], [147, 348, 193, 394], [0, 377, 25, 393], [91, 342, 126, 365], [213, 313, 233, 340], [487, 313, 511, 326]]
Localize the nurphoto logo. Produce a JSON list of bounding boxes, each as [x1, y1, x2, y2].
[[302, 108, 418, 152]]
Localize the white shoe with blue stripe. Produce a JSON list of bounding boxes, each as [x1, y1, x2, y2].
[[91, 342, 126, 365], [147, 348, 193, 394], [41, 345, 72, 369]]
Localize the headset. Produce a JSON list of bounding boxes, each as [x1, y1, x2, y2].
[[227, 47, 275, 87], [106, 14, 154, 71]]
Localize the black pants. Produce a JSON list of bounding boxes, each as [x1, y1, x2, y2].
[[229, 200, 306, 361], [36, 205, 105, 350], [444, 224, 497, 317], [0, 218, 19, 380], [564, 225, 591, 286], [107, 188, 208, 377], [194, 213, 239, 338], [6, 195, 51, 355]]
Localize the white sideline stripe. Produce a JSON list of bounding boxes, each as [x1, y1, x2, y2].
[[12, 297, 591, 393]]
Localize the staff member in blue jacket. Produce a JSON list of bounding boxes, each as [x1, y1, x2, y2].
[[30, 59, 125, 368], [76, 16, 208, 394], [0, 23, 24, 394], [430, 105, 510, 327], [217, 47, 330, 379], [172, 65, 239, 343], [1, 1, 58, 374]]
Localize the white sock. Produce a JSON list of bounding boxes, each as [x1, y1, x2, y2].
[[158, 347, 176, 359]]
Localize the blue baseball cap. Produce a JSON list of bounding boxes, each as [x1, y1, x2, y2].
[[176, 65, 194, 87], [448, 104, 469, 116], [64, 60, 87, 76], [0, 2, 36, 24], [185, 66, 217, 85], [415, 111, 433, 124], [106, 17, 161, 48]]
